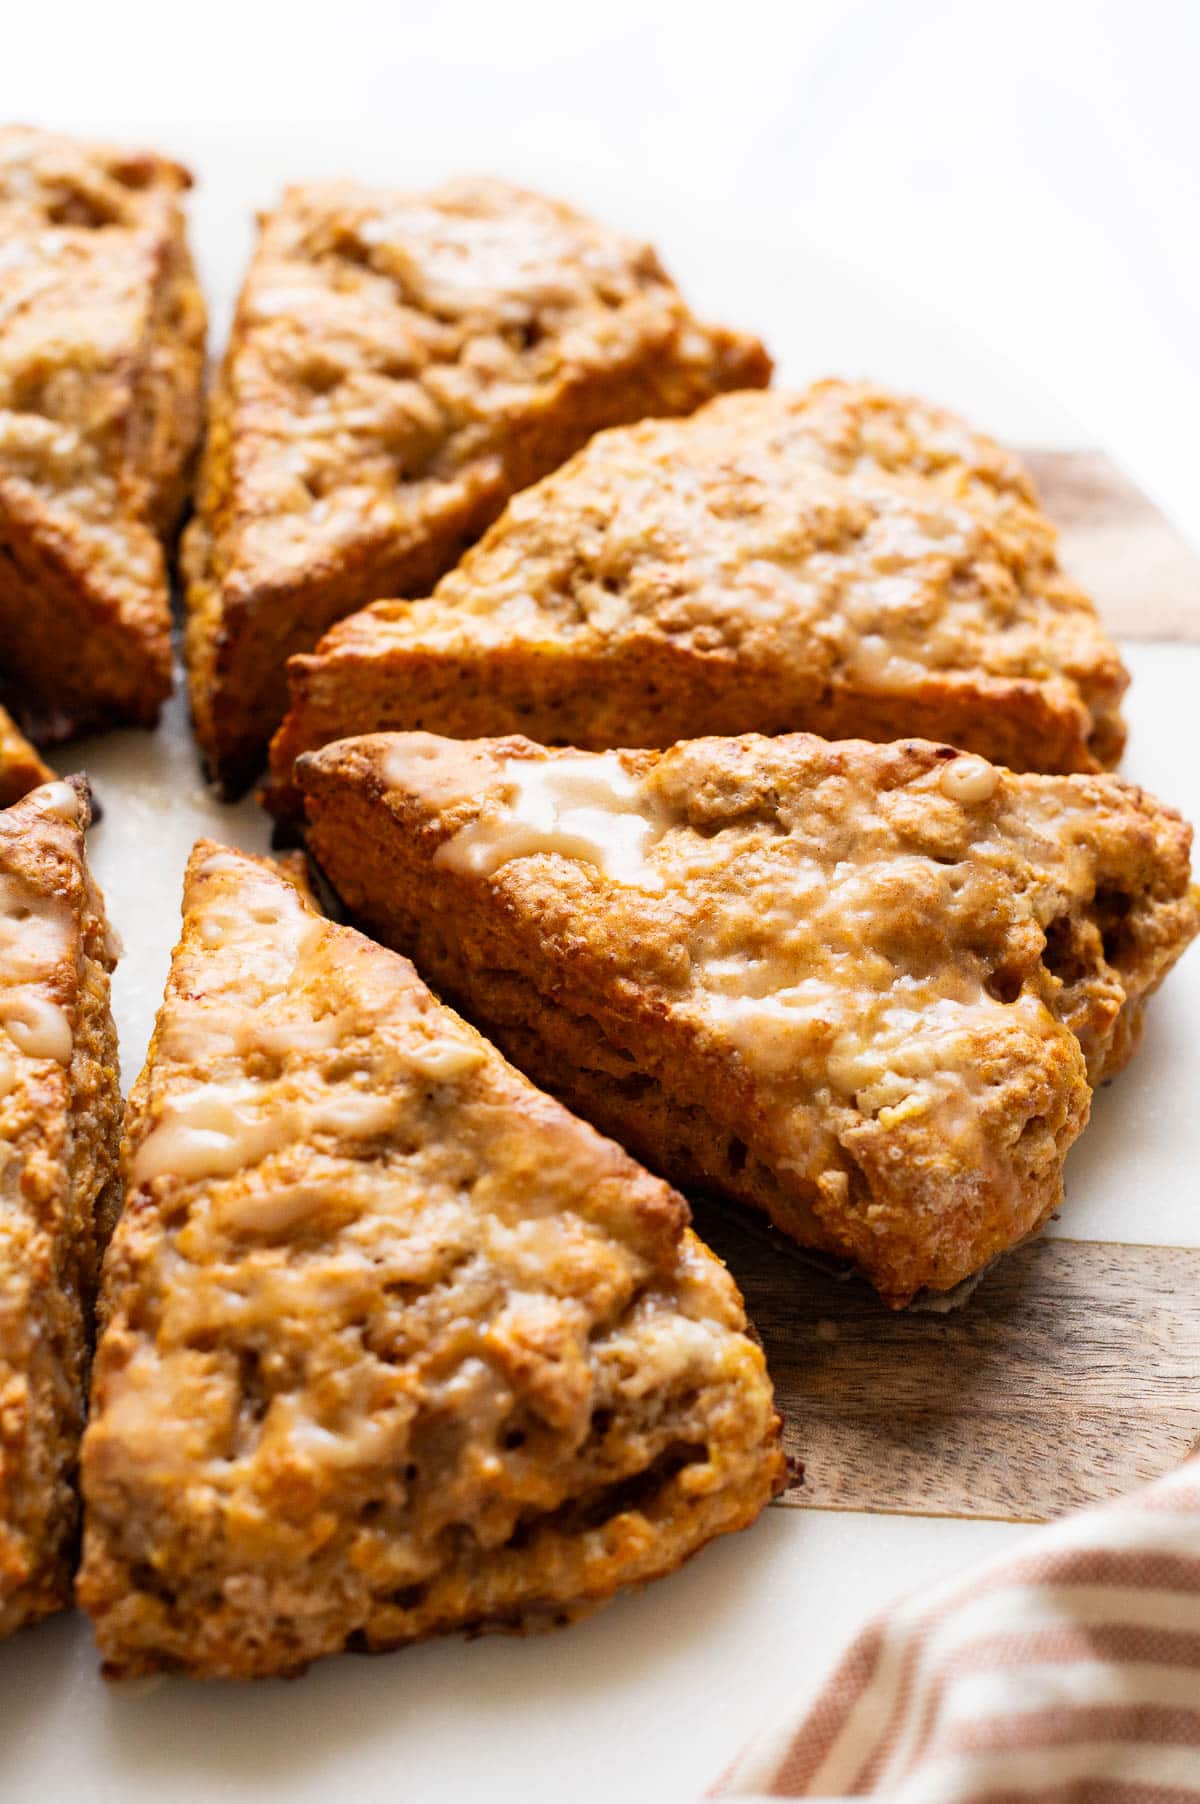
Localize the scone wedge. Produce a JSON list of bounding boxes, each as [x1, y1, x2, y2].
[[298, 731, 1198, 1308], [268, 381, 1127, 816], [0, 127, 206, 739], [78, 844, 783, 1679], [0, 704, 54, 808], [183, 176, 771, 795], [0, 777, 121, 1639]]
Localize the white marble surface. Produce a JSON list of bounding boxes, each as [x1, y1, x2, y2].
[[1, 11, 1198, 1798], [0, 1506, 1029, 1804]]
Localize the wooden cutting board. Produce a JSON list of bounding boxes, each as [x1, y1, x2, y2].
[[1024, 450, 1200, 642], [700, 1207, 1200, 1526], [712, 450, 1200, 1526]]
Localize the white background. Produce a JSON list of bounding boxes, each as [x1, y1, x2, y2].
[[6, 0, 1200, 538], [1, 6, 1198, 1800]]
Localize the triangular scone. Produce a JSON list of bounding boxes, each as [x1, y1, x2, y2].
[[182, 177, 771, 795], [266, 381, 1127, 817], [0, 127, 206, 739], [0, 778, 121, 1639], [0, 704, 54, 808], [298, 732, 1198, 1307], [78, 844, 783, 1680]]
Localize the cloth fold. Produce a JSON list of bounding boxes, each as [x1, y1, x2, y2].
[[712, 1459, 1200, 1801]]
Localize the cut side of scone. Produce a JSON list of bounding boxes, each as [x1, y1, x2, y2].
[[77, 843, 783, 1680], [183, 176, 772, 796], [298, 731, 1198, 1308], [0, 704, 54, 808], [0, 126, 206, 740], [0, 777, 122, 1640], [266, 381, 1127, 817]]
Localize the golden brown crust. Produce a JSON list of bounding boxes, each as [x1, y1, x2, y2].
[[183, 176, 771, 795], [0, 127, 206, 740], [297, 732, 1198, 1308], [268, 381, 1127, 818], [0, 704, 54, 808], [78, 843, 782, 1679], [0, 777, 121, 1639]]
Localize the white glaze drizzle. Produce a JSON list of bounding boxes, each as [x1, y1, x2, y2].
[[0, 872, 73, 1064], [436, 754, 664, 888]]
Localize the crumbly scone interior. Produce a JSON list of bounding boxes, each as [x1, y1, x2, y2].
[[0, 778, 120, 1637], [297, 731, 1198, 1306], [78, 844, 782, 1679]]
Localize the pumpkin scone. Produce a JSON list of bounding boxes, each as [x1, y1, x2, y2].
[[267, 381, 1128, 818], [297, 732, 1198, 1308], [0, 777, 122, 1640], [0, 704, 54, 808], [183, 176, 771, 796], [0, 127, 206, 741], [78, 843, 783, 1680]]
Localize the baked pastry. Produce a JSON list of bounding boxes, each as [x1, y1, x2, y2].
[[297, 731, 1198, 1307], [78, 842, 783, 1679], [267, 381, 1127, 819], [0, 777, 121, 1640], [182, 176, 771, 796], [0, 126, 206, 740], [0, 704, 54, 808]]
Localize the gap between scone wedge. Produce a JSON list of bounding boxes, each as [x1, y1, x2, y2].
[[0, 127, 206, 740], [77, 843, 783, 1680], [266, 379, 1127, 821], [0, 776, 122, 1640], [182, 175, 771, 797], [296, 730, 1199, 1310]]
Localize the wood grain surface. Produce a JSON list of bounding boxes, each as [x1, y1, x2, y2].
[[692, 1204, 1200, 1525], [1027, 448, 1200, 640]]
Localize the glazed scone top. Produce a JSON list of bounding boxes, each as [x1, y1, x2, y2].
[[0, 126, 198, 612], [198, 176, 768, 604], [0, 779, 90, 1095], [0, 774, 117, 1323], [85, 843, 778, 1659], [340, 381, 1126, 763], [378, 726, 1196, 1125]]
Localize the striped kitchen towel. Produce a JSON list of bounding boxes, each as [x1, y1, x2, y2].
[[712, 1456, 1200, 1801]]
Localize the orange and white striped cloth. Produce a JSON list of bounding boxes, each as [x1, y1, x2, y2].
[[711, 1458, 1200, 1802]]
